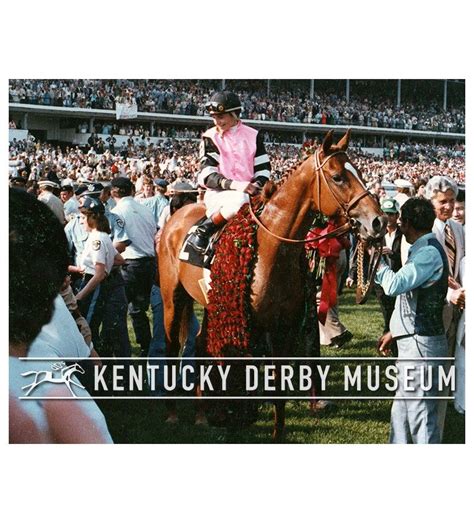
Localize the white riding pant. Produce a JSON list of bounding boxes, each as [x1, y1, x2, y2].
[[203, 189, 249, 220]]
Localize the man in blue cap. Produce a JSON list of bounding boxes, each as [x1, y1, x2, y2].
[[374, 198, 403, 352]]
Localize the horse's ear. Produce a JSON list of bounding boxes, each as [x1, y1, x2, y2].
[[322, 130, 334, 155], [336, 129, 352, 151]]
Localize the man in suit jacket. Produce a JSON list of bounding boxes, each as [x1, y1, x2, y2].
[[425, 175, 465, 351], [425, 175, 465, 438]]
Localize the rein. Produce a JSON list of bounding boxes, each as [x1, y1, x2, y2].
[[248, 147, 369, 245], [248, 202, 352, 244], [247, 146, 383, 304]]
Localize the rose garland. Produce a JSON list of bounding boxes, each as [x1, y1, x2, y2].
[[206, 204, 258, 359], [305, 220, 350, 325]]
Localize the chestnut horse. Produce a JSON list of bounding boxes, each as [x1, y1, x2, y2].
[[158, 129, 386, 440]]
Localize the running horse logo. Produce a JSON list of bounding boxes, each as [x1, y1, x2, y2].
[[21, 362, 86, 397]]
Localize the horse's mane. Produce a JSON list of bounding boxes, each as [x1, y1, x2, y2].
[[259, 143, 347, 205], [259, 153, 310, 204]]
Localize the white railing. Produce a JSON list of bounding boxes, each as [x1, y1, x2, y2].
[[9, 103, 465, 141]]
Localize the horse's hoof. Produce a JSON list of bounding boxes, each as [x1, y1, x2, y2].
[[195, 414, 208, 426], [165, 414, 178, 424], [310, 399, 337, 418], [272, 429, 286, 443]]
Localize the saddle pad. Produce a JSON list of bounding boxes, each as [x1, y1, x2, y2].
[[178, 216, 215, 269]]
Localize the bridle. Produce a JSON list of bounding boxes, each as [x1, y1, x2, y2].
[[248, 147, 371, 244], [248, 146, 383, 304], [313, 149, 371, 221]]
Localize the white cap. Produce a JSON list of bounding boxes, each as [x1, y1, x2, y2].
[[38, 179, 60, 189], [394, 178, 413, 189]]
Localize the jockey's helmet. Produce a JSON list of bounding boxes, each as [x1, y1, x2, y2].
[[206, 91, 242, 117]]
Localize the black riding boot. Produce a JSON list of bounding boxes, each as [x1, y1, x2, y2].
[[188, 217, 220, 253]]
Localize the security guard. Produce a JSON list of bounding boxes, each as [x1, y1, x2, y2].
[[74, 197, 122, 343], [111, 177, 157, 357], [65, 185, 90, 291], [80, 182, 132, 359]]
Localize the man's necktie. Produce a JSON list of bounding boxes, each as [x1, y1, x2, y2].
[[445, 222, 457, 276]]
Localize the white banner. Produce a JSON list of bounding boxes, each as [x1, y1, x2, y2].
[[116, 101, 138, 120], [9, 129, 29, 141]]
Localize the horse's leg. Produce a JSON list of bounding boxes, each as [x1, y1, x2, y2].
[[273, 372, 286, 443], [301, 268, 322, 414], [162, 283, 189, 423], [65, 380, 76, 397], [21, 381, 38, 396], [193, 309, 207, 425], [303, 309, 322, 414], [268, 330, 287, 443], [21, 371, 47, 396], [21, 372, 38, 393], [68, 377, 85, 390]]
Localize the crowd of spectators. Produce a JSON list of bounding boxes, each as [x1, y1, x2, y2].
[[9, 79, 465, 133], [354, 151, 465, 187], [77, 121, 203, 140], [9, 134, 465, 193]]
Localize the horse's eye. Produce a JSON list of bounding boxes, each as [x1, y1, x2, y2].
[[332, 174, 344, 184]]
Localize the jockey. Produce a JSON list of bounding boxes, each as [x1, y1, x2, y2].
[[188, 91, 271, 252]]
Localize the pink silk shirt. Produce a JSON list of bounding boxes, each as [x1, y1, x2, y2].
[[202, 122, 257, 182]]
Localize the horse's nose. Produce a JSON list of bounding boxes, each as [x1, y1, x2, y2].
[[372, 215, 387, 235]]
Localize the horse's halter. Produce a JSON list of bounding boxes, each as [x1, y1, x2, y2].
[[313, 148, 371, 220]]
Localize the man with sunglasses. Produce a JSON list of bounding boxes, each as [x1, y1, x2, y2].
[[188, 91, 271, 253]]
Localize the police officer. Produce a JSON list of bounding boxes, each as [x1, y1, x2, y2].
[[188, 91, 271, 252], [65, 185, 90, 290], [110, 177, 157, 357], [9, 175, 27, 190], [83, 183, 132, 359], [66, 183, 132, 358], [73, 197, 123, 346]]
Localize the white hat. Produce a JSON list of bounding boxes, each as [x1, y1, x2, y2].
[[38, 180, 60, 189], [394, 178, 413, 189]]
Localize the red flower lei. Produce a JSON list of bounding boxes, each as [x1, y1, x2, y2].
[[206, 204, 258, 358], [305, 222, 348, 325]]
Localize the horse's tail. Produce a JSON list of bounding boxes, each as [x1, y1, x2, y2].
[[178, 298, 193, 349], [21, 371, 37, 377]]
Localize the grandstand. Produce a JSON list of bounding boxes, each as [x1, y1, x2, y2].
[[8, 79, 465, 187], [9, 79, 465, 149]]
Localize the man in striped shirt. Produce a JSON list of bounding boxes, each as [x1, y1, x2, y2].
[[188, 91, 271, 253]]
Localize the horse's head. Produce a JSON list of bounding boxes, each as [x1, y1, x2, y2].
[[310, 129, 386, 240], [70, 363, 85, 375]]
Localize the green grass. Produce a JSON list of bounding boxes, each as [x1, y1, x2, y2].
[[98, 289, 465, 444]]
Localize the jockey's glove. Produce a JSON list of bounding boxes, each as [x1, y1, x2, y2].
[[230, 180, 262, 196], [230, 180, 253, 192]]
